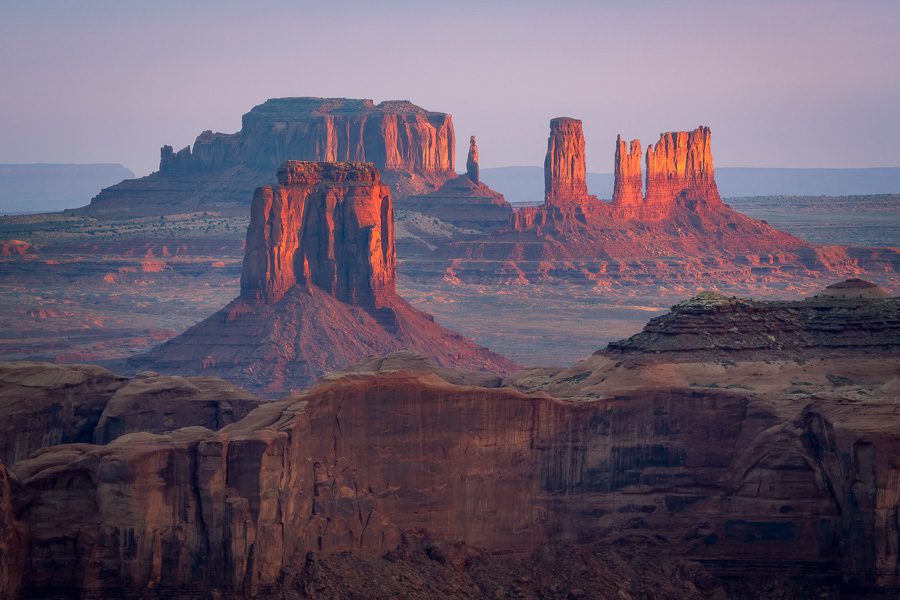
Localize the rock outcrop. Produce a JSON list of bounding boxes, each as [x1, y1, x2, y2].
[[644, 126, 721, 213], [611, 135, 643, 216], [93, 371, 262, 444], [544, 117, 589, 205], [85, 98, 457, 216], [4, 287, 899, 597], [129, 161, 517, 394], [0, 362, 127, 464], [240, 161, 395, 307], [466, 135, 479, 183]]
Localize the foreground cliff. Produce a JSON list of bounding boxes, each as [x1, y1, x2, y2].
[[128, 161, 516, 394], [84, 98, 456, 216], [1, 285, 898, 598]]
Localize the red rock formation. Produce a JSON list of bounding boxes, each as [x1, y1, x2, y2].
[[0, 362, 127, 464], [0, 239, 36, 257], [86, 98, 456, 216], [644, 126, 721, 212], [240, 162, 395, 307], [466, 135, 479, 183], [93, 371, 262, 444], [544, 117, 589, 205], [131, 161, 518, 394], [611, 135, 643, 216]]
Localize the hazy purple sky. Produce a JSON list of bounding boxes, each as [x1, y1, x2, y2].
[[2, 0, 899, 176]]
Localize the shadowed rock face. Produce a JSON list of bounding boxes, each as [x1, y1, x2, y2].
[[129, 161, 518, 394], [240, 162, 395, 307], [544, 117, 589, 205], [1, 288, 898, 597], [466, 135, 479, 183]]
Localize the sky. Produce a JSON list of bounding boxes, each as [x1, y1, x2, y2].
[[1, 0, 899, 176]]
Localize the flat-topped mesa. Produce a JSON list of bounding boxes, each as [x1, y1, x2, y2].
[[466, 136, 479, 183], [240, 161, 395, 308], [644, 125, 721, 211], [544, 117, 589, 205], [159, 97, 455, 178], [611, 135, 643, 216]]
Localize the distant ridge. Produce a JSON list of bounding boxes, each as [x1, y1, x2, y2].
[[481, 166, 900, 204], [0, 163, 134, 214]]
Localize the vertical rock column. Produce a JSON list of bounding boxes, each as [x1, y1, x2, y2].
[[543, 117, 588, 205], [611, 135, 643, 216], [644, 126, 720, 212], [466, 136, 479, 183]]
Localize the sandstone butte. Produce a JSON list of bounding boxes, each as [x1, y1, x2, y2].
[[0, 282, 898, 598], [124, 161, 517, 395], [84, 98, 457, 216], [403, 119, 898, 286]]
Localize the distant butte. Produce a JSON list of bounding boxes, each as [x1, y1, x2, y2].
[[127, 161, 517, 394], [84, 97, 458, 216]]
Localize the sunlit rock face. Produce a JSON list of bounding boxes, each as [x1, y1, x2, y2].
[[85, 98, 456, 216], [161, 98, 455, 178], [543, 117, 590, 205], [128, 161, 518, 394], [466, 135, 479, 183], [240, 161, 396, 308]]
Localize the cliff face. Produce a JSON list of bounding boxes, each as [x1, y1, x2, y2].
[[130, 161, 517, 394], [544, 117, 589, 205], [611, 135, 643, 215], [85, 98, 456, 216], [240, 161, 395, 308], [161, 98, 455, 179], [466, 135, 479, 183], [644, 126, 720, 212]]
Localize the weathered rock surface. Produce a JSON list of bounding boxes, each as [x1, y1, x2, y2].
[[544, 117, 590, 205], [2, 287, 899, 597], [0, 362, 127, 464], [611, 135, 643, 216], [93, 371, 262, 444], [129, 161, 517, 394], [0, 240, 36, 257], [85, 98, 457, 216], [402, 123, 898, 286], [240, 161, 395, 307], [645, 126, 720, 213], [605, 283, 900, 361], [397, 175, 513, 234], [466, 135, 479, 183]]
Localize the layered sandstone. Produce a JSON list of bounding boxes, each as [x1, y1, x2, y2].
[[129, 161, 517, 394], [5, 285, 900, 596], [544, 117, 589, 205], [0, 362, 127, 464], [85, 98, 456, 216], [93, 371, 262, 444], [611, 135, 643, 216], [644, 126, 721, 212], [240, 161, 395, 307]]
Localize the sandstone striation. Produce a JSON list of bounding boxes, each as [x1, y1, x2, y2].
[[611, 135, 643, 216], [4, 285, 899, 597], [0, 362, 127, 464], [129, 161, 517, 394], [93, 371, 262, 444], [544, 117, 589, 205], [85, 98, 457, 216], [240, 161, 395, 307], [644, 126, 721, 213]]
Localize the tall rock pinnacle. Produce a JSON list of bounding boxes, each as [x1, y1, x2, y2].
[[543, 117, 588, 205], [611, 135, 643, 215], [466, 136, 479, 183], [240, 161, 395, 308]]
